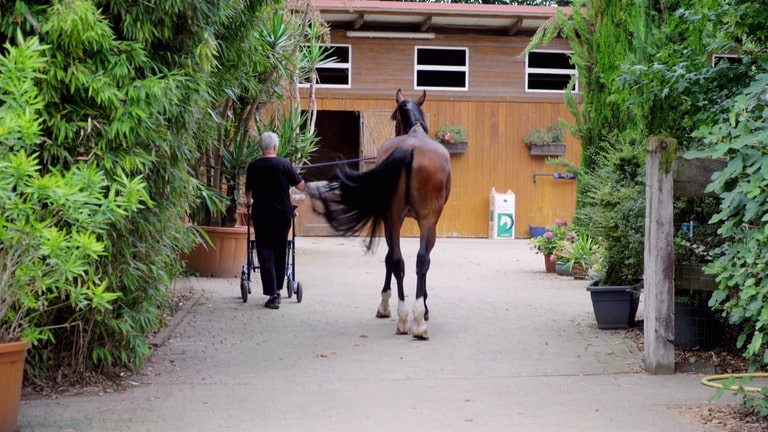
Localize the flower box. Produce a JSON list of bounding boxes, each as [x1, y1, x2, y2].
[[440, 140, 468, 154], [527, 143, 566, 157], [435, 125, 467, 154]]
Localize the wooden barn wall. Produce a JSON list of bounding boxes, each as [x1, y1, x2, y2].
[[295, 32, 580, 238]]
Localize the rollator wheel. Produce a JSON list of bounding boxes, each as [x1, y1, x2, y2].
[[286, 279, 294, 298], [240, 278, 248, 303], [295, 282, 303, 303]]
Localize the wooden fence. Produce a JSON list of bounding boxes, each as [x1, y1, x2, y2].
[[644, 136, 726, 374]]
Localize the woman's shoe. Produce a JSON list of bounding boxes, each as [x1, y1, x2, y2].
[[264, 296, 280, 310]]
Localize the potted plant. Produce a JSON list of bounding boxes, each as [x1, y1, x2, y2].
[[183, 104, 262, 278], [529, 219, 570, 273], [184, 106, 318, 278], [574, 136, 646, 329], [182, 13, 323, 278], [0, 152, 137, 429], [551, 230, 578, 276], [435, 124, 468, 154], [524, 123, 566, 156], [557, 233, 600, 280]]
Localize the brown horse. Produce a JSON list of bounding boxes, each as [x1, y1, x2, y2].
[[309, 89, 451, 339]]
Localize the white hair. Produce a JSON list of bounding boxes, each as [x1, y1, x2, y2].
[[259, 132, 279, 154]]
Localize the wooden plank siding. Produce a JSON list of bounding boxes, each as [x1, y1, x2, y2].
[[294, 31, 580, 238]]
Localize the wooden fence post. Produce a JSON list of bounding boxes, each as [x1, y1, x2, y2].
[[644, 136, 677, 374]]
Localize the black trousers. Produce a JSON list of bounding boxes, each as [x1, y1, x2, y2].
[[252, 216, 291, 297]]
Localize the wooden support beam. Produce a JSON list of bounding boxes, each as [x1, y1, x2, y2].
[[507, 18, 523, 36], [644, 136, 677, 374], [674, 157, 727, 197], [420, 16, 432, 32], [353, 14, 365, 30]]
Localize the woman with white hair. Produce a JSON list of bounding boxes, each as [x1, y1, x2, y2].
[[244, 132, 306, 310]]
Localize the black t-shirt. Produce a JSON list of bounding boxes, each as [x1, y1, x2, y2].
[[245, 157, 302, 221]]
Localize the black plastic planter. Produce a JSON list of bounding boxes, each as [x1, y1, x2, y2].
[[586, 280, 643, 329]]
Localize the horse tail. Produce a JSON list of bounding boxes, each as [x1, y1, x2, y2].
[[309, 147, 413, 251]]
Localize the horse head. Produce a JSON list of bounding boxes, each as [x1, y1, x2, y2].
[[393, 89, 428, 136]]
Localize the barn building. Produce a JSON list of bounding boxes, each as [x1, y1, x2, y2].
[[296, 0, 580, 238]]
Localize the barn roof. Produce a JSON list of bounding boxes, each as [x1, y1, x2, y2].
[[309, 0, 565, 36]]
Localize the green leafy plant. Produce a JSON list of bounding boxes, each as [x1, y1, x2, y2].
[[524, 123, 565, 147], [190, 10, 321, 227], [565, 234, 601, 269], [0, 35, 147, 345], [690, 71, 768, 368], [435, 124, 467, 144], [1, 0, 289, 385], [573, 135, 646, 285]]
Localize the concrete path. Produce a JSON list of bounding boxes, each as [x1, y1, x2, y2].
[[18, 237, 734, 431]]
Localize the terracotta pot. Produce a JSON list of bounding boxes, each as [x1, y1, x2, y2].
[[543, 254, 556, 273], [182, 226, 248, 278], [0, 340, 31, 432], [236, 209, 249, 227]]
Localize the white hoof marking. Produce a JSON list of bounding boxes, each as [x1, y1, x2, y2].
[[411, 300, 428, 339], [396, 300, 409, 335], [376, 291, 392, 318]]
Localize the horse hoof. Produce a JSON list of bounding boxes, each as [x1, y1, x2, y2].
[[376, 311, 391, 319], [412, 330, 429, 340], [396, 321, 410, 335]]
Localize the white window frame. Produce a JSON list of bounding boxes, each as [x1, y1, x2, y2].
[[711, 53, 742, 67], [525, 50, 578, 93], [414, 46, 469, 91], [299, 44, 352, 89]]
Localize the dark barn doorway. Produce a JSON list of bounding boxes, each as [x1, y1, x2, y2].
[[302, 110, 360, 181], [295, 110, 360, 236]]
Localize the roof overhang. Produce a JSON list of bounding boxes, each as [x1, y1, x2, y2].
[[309, 0, 565, 36]]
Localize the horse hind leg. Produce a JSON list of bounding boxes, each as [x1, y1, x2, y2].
[[410, 249, 430, 340], [376, 239, 398, 318], [393, 257, 409, 335], [386, 238, 409, 335], [411, 224, 437, 340]]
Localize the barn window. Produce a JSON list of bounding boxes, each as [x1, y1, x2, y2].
[[711, 54, 743, 67], [526, 50, 577, 93], [300, 44, 351, 88], [414, 46, 468, 91]]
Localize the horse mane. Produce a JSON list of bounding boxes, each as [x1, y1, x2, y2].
[[391, 100, 429, 136]]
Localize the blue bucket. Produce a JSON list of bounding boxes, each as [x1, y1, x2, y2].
[[529, 225, 546, 238]]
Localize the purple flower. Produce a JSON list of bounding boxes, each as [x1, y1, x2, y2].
[[544, 231, 553, 239]]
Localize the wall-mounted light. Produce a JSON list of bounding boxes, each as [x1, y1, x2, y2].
[[345, 31, 436, 40]]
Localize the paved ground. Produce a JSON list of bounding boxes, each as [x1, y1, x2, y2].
[[18, 237, 736, 431]]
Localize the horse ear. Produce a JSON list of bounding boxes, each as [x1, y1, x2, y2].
[[396, 89, 404, 104], [416, 90, 426, 106]]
